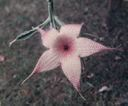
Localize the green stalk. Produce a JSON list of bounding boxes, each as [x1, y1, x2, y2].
[[9, 0, 64, 47], [47, 0, 56, 28]]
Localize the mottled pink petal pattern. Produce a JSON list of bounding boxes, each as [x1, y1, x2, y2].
[[22, 49, 60, 84], [61, 55, 81, 91], [60, 24, 83, 37], [22, 24, 118, 100], [77, 37, 112, 57], [38, 28, 59, 48]]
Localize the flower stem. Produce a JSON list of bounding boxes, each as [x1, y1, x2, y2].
[[47, 0, 55, 28], [10, 0, 64, 46], [54, 16, 65, 26]]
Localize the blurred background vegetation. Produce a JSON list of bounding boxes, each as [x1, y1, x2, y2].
[[0, 0, 128, 105]]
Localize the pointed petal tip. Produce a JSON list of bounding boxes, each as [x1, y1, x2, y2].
[[60, 23, 83, 37], [103, 47, 115, 51], [113, 47, 123, 52], [103, 47, 123, 52], [79, 22, 84, 30], [78, 92, 86, 101], [73, 84, 86, 101], [81, 22, 84, 26], [21, 71, 35, 85]]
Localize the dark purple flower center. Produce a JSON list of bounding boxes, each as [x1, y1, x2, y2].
[[63, 44, 70, 51], [54, 36, 76, 57]]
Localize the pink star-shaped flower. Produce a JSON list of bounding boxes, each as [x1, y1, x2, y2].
[[22, 24, 114, 92]]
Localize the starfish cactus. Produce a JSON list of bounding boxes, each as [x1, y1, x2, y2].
[[22, 24, 114, 93]]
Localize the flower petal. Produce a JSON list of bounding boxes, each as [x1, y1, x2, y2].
[[61, 55, 81, 91], [77, 37, 113, 57], [60, 24, 83, 38], [21, 49, 60, 84], [38, 28, 59, 48]]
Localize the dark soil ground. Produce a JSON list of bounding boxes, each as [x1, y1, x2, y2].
[[0, 0, 128, 106]]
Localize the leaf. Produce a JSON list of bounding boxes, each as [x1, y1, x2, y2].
[[16, 29, 36, 41], [9, 18, 50, 46]]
